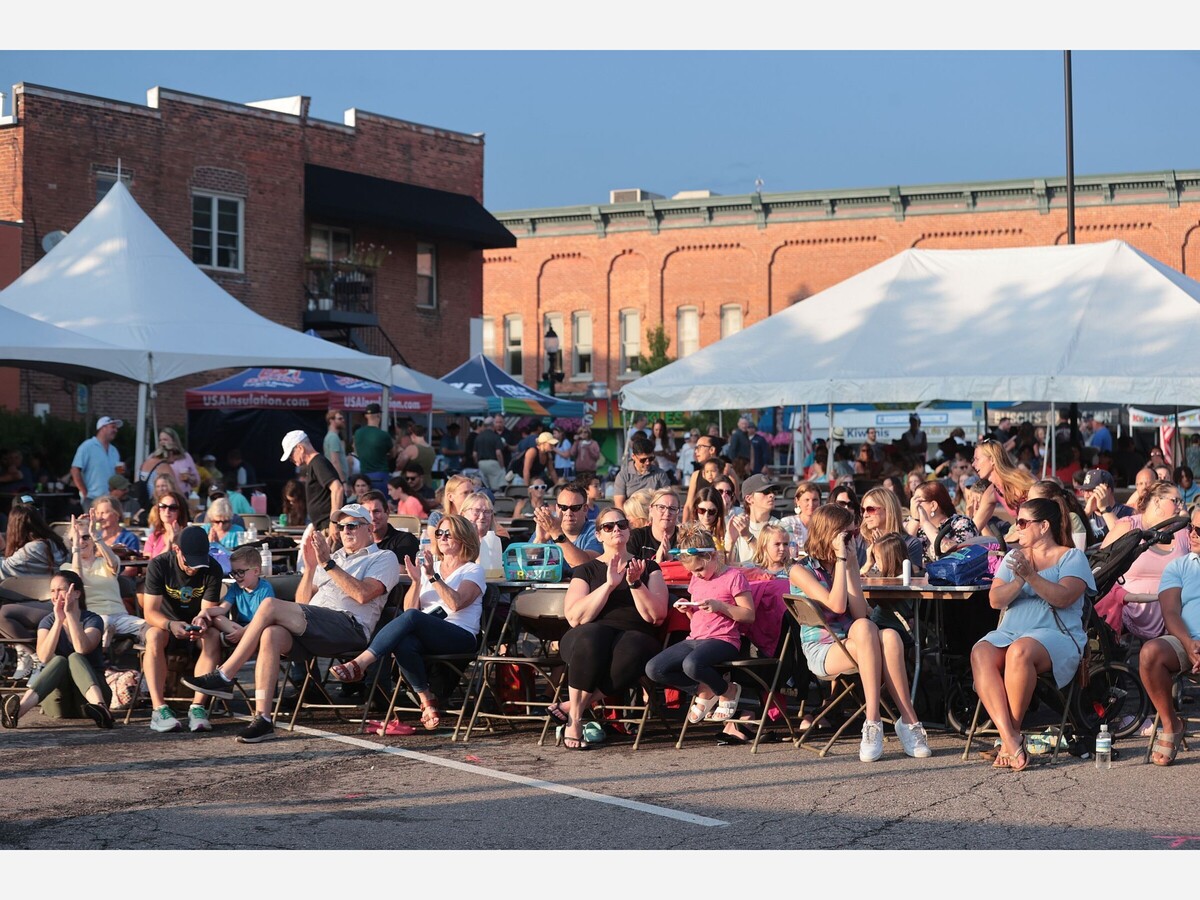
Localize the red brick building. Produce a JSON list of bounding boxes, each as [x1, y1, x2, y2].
[[0, 82, 514, 423], [483, 172, 1200, 409]]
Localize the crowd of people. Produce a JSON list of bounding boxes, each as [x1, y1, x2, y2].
[[1, 408, 1198, 770]]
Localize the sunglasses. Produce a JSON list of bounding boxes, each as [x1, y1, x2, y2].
[[557, 502, 585, 513], [77, 534, 92, 543], [434, 529, 454, 539], [668, 547, 717, 557], [209, 519, 231, 526], [158, 503, 180, 511], [633, 456, 655, 465], [598, 519, 631, 533], [650, 504, 679, 514], [835, 500, 855, 509], [716, 488, 734, 496], [696, 506, 718, 517], [335, 522, 366, 532], [529, 485, 548, 491], [861, 505, 881, 515], [1188, 525, 1200, 537], [1014, 518, 1044, 529]]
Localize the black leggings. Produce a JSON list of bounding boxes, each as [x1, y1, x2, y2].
[[559, 622, 661, 695], [0, 601, 51, 647]]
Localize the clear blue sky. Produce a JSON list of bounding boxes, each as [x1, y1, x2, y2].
[[3, 51, 1198, 211]]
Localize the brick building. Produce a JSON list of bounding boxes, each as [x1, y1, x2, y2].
[[482, 172, 1200, 410], [0, 82, 514, 425]]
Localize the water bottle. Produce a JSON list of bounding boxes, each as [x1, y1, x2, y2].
[[480, 530, 504, 580], [419, 533, 432, 568], [247, 522, 258, 544], [1094, 724, 1111, 770], [901, 558, 912, 586], [259, 542, 273, 576]]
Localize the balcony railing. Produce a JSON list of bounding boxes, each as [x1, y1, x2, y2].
[[304, 262, 377, 316]]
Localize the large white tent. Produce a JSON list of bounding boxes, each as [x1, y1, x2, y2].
[[0, 304, 145, 382], [621, 241, 1200, 411], [0, 181, 392, 461]]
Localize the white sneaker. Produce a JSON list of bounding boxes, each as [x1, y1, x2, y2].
[[149, 706, 182, 733], [188, 705, 212, 733], [895, 719, 932, 758], [859, 720, 885, 762], [12, 649, 40, 681]]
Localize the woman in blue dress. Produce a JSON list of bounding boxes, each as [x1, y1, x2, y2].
[[971, 497, 1095, 772]]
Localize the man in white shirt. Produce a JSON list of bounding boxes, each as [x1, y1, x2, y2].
[[184, 503, 400, 743]]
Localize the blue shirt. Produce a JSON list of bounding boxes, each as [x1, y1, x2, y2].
[[574, 521, 602, 554], [1158, 553, 1200, 639], [71, 437, 120, 500], [112, 528, 142, 552], [1087, 425, 1113, 453], [226, 579, 275, 625]]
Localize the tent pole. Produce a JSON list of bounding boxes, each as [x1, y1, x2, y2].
[[1045, 401, 1055, 479], [718, 410, 723, 439], [381, 386, 390, 435], [1174, 407, 1181, 468], [135, 382, 147, 475]]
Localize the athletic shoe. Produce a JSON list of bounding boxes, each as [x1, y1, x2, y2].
[[12, 649, 40, 681], [894, 719, 932, 758], [149, 706, 182, 733], [83, 701, 115, 730], [188, 705, 212, 733], [236, 715, 276, 744], [181, 670, 234, 700], [859, 720, 884, 762]]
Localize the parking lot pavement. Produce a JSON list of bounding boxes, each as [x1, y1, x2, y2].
[[2, 710, 1198, 856]]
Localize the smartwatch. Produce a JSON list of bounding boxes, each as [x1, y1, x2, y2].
[[551, 534, 568, 544], [322, 559, 337, 572], [431, 573, 443, 583]]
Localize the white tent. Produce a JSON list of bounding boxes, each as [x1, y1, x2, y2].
[[391, 363, 487, 414], [0, 304, 145, 382], [0, 181, 392, 462], [621, 241, 1200, 411]]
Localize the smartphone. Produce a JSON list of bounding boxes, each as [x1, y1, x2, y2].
[[183, 624, 202, 633], [674, 600, 702, 607]]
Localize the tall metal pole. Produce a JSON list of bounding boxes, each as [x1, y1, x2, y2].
[[1064, 51, 1076, 245]]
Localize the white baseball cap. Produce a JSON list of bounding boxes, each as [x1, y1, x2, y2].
[[280, 429, 308, 461], [335, 503, 373, 526], [96, 416, 123, 431]]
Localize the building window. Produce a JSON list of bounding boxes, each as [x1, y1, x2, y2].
[[619, 309, 640, 376], [95, 168, 132, 206], [504, 315, 523, 377], [572, 311, 593, 379], [482, 316, 496, 361], [417, 242, 437, 308], [192, 193, 243, 271], [309, 225, 352, 263], [677, 306, 700, 357], [720, 303, 743, 339], [543, 313, 564, 375]]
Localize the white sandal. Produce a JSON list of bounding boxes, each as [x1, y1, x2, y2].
[[687, 694, 719, 724], [709, 684, 743, 722]]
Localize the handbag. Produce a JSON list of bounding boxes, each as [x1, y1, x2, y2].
[[925, 544, 991, 586]]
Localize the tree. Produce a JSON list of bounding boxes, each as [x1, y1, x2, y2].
[[637, 324, 673, 376]]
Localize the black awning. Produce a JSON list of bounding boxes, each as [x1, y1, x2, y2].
[[304, 164, 516, 250]]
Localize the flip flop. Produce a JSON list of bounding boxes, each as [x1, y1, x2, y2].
[[546, 702, 569, 725]]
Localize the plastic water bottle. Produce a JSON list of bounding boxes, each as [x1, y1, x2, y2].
[[1094, 724, 1111, 770], [247, 522, 258, 544], [480, 530, 504, 580], [901, 558, 912, 586], [419, 533, 432, 568], [259, 542, 273, 576]]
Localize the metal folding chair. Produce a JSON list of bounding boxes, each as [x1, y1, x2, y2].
[[960, 667, 1080, 764], [1144, 670, 1199, 763]]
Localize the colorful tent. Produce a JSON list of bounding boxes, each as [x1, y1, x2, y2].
[[440, 354, 585, 417], [185, 368, 432, 413]]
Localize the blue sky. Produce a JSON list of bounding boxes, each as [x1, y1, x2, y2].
[[3, 50, 1198, 211]]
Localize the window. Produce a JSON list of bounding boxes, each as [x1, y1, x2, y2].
[[720, 303, 743, 339], [95, 168, 132, 205], [504, 315, 523, 377], [677, 306, 700, 357], [619, 309, 640, 376], [192, 193, 243, 271], [572, 311, 593, 379], [416, 242, 437, 308], [309, 225, 352, 263], [482, 316, 496, 361], [543, 313, 564, 375]]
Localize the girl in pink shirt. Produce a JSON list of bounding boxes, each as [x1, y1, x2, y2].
[[645, 526, 755, 723]]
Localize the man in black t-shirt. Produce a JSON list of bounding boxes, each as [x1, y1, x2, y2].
[[141, 525, 225, 735], [282, 429, 344, 531], [361, 491, 419, 564]]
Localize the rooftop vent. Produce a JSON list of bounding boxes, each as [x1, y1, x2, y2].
[[672, 189, 718, 200], [609, 188, 664, 204]]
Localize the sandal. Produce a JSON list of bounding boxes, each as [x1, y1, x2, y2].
[[1008, 738, 1029, 772], [419, 700, 442, 731], [1, 694, 20, 729], [709, 684, 743, 722], [560, 725, 590, 751], [330, 659, 364, 683], [687, 694, 719, 725], [546, 701, 569, 724], [1151, 731, 1184, 767]]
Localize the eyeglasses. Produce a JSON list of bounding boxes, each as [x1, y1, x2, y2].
[[529, 485, 547, 491], [598, 519, 631, 533], [335, 522, 366, 532], [1161, 496, 1185, 507], [716, 488, 734, 496], [696, 506, 718, 518], [835, 500, 855, 509], [668, 547, 717, 557], [209, 519, 231, 526], [434, 529, 454, 539], [158, 503, 180, 511], [557, 502, 585, 512], [633, 455, 655, 465], [230, 568, 252, 579], [1188, 525, 1200, 537], [1014, 518, 1044, 529], [861, 505, 881, 515], [77, 534, 92, 543], [650, 504, 679, 515]]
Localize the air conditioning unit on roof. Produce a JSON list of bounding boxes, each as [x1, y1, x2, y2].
[[609, 188, 664, 204]]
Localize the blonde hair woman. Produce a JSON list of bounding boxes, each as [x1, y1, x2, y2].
[[859, 487, 923, 576], [972, 438, 1035, 525], [622, 488, 654, 530]]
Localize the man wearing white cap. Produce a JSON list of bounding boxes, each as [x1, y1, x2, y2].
[[281, 429, 343, 531], [70, 416, 123, 509], [184, 503, 401, 743]]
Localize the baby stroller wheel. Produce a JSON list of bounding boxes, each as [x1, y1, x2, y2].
[[1072, 661, 1148, 740]]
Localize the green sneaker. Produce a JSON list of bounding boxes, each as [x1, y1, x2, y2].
[[188, 704, 212, 733], [149, 706, 182, 733]]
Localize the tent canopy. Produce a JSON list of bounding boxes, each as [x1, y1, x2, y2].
[[441, 354, 586, 417], [185, 368, 432, 413], [391, 363, 488, 414], [0, 182, 392, 386], [0, 304, 145, 383], [621, 241, 1200, 411]]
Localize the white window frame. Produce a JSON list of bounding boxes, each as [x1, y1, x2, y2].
[[619, 309, 640, 379], [482, 316, 496, 362], [571, 310, 593, 381], [720, 303, 743, 339], [504, 315, 523, 377], [416, 242, 438, 309], [677, 305, 700, 358], [192, 191, 244, 273]]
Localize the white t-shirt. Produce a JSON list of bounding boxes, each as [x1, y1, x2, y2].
[[418, 561, 487, 636]]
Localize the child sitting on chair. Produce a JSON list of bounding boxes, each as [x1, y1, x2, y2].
[[645, 526, 755, 724], [195, 545, 274, 645]]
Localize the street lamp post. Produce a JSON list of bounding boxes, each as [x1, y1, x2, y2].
[[544, 326, 560, 397]]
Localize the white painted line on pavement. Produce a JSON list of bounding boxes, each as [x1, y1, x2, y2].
[[289, 723, 730, 827]]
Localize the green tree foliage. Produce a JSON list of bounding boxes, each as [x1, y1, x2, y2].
[[637, 324, 673, 376]]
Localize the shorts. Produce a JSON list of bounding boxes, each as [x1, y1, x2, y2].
[[802, 641, 836, 679], [1158, 634, 1193, 672], [291, 605, 369, 659]]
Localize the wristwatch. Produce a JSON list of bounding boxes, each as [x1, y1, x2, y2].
[[431, 573, 443, 583], [1102, 506, 1114, 514], [322, 559, 337, 572], [551, 534, 567, 544]]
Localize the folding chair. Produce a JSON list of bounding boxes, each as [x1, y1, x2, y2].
[[388, 514, 421, 534], [785, 594, 897, 757], [241, 514, 272, 534], [369, 584, 502, 739], [461, 586, 570, 745], [960, 666, 1079, 764], [1144, 670, 1199, 763]]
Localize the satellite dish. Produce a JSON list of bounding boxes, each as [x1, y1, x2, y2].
[[41, 230, 68, 253]]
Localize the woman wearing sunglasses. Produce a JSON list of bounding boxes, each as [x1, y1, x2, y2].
[[143, 490, 192, 559], [860, 487, 923, 574], [202, 497, 246, 551], [331, 514, 485, 732], [554, 507, 669, 750], [513, 477, 550, 519], [790, 504, 931, 761], [687, 487, 728, 562], [904, 481, 978, 564], [972, 498, 1095, 772]]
